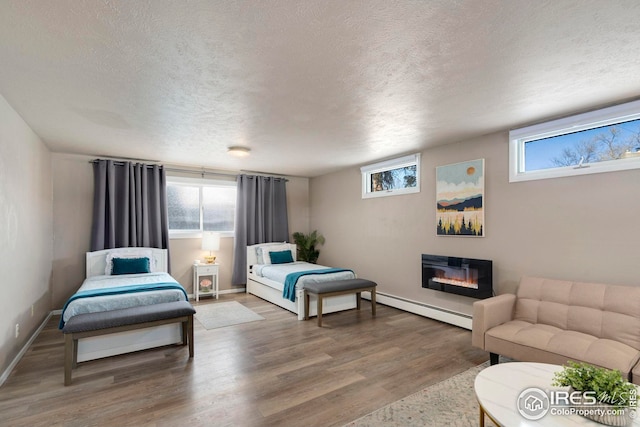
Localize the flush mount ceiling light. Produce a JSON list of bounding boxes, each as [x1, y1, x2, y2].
[[227, 146, 251, 157]]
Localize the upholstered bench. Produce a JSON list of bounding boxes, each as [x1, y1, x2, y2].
[[304, 279, 377, 327], [62, 300, 196, 385]]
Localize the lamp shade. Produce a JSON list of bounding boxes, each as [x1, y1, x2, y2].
[[201, 232, 221, 251]]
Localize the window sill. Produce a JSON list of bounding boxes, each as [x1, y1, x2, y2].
[[169, 231, 234, 240]]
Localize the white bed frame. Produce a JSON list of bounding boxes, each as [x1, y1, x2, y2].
[[85, 247, 170, 278], [245, 243, 357, 320], [76, 247, 182, 362]]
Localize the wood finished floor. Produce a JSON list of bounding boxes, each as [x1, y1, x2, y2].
[[0, 293, 488, 427]]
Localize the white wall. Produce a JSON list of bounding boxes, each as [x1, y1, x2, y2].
[[51, 153, 93, 308], [310, 131, 640, 318], [0, 94, 53, 375]]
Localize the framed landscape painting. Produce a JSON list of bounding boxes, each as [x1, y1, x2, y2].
[[436, 159, 485, 237]]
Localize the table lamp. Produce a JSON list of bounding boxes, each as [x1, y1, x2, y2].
[[201, 232, 220, 264]]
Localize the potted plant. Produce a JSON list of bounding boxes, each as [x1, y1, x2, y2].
[[552, 361, 637, 426], [292, 230, 325, 264]]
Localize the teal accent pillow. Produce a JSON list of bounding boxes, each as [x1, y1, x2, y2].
[[111, 257, 151, 275], [269, 250, 294, 264]]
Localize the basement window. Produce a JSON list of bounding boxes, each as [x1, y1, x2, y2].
[[361, 153, 420, 199], [509, 99, 640, 182], [167, 176, 236, 238]]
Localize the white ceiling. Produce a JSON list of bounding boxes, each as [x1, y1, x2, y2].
[[1, 1, 640, 177]]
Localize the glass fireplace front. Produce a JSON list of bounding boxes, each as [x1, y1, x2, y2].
[[421, 254, 492, 299]]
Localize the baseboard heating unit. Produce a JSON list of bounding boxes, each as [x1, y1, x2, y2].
[[360, 291, 472, 330]]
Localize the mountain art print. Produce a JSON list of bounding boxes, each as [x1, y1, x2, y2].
[[436, 159, 484, 237]]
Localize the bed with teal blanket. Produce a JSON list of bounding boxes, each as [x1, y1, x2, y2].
[[62, 247, 189, 362], [247, 243, 359, 320], [59, 276, 188, 328]]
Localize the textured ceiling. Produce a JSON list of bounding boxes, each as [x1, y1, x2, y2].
[[1, 0, 640, 177]]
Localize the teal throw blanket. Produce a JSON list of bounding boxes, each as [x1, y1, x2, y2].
[[59, 282, 188, 329], [283, 268, 353, 302]]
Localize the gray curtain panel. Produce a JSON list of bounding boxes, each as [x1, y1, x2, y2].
[[232, 174, 289, 285], [90, 160, 170, 264]]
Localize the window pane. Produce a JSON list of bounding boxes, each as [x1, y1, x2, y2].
[[361, 153, 420, 199], [371, 165, 417, 192], [203, 186, 236, 232], [524, 118, 640, 172], [167, 185, 200, 231]]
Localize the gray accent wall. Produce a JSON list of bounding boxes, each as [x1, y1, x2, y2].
[[0, 94, 53, 376], [310, 131, 640, 317]]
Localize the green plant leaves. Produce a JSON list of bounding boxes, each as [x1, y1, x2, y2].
[[292, 230, 325, 264], [552, 361, 636, 407]]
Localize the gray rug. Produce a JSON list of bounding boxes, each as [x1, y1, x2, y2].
[[344, 362, 496, 427], [194, 301, 265, 329]]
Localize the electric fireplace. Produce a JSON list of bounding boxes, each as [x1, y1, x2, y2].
[[422, 254, 492, 299]]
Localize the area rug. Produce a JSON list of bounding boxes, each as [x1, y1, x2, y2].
[[344, 362, 496, 427], [194, 301, 265, 329]]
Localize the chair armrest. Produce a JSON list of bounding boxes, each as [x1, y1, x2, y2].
[[471, 294, 516, 350]]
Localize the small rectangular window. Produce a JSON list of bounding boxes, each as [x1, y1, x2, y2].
[[509, 100, 640, 182], [167, 177, 236, 238], [361, 154, 421, 199]]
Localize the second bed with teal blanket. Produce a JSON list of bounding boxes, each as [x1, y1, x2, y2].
[[253, 261, 356, 302], [283, 268, 354, 301]]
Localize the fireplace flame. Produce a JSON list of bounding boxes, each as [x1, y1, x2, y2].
[[431, 277, 479, 289]]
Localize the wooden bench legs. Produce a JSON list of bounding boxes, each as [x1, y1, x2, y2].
[[63, 315, 194, 386], [64, 333, 75, 386], [304, 287, 377, 327], [181, 315, 194, 358]]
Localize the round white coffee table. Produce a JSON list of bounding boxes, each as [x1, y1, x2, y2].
[[474, 362, 639, 426]]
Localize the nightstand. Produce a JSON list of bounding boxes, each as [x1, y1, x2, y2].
[[193, 263, 219, 301]]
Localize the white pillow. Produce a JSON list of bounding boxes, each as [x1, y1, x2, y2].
[[105, 249, 154, 275], [256, 243, 291, 264], [260, 246, 295, 265]]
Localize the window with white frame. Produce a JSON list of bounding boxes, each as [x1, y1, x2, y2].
[[509, 100, 640, 182], [361, 153, 421, 198], [167, 176, 237, 237]]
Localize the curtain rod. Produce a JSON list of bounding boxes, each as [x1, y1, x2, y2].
[[89, 159, 289, 181], [88, 159, 236, 178], [166, 168, 238, 179]]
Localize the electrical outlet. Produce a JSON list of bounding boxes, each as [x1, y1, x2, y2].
[[15, 323, 19, 338]]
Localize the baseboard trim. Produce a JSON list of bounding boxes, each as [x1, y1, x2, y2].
[[362, 291, 472, 330], [0, 311, 53, 387]]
